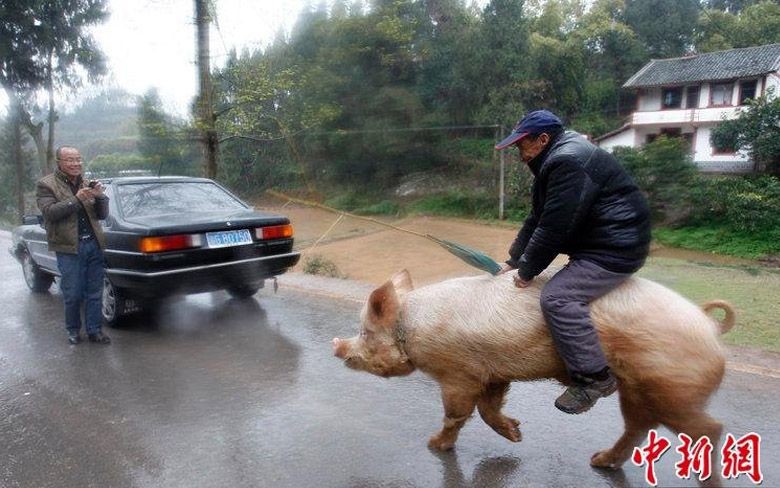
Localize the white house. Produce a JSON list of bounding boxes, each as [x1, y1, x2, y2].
[[595, 43, 780, 173]]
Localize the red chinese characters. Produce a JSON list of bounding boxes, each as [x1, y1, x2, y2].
[[721, 432, 763, 484], [675, 433, 714, 482], [632, 430, 764, 486], [632, 429, 671, 486]]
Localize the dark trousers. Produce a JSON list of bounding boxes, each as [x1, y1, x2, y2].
[[540, 259, 631, 377], [56, 238, 105, 335]]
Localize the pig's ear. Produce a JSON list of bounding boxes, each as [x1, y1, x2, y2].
[[390, 269, 414, 297], [368, 281, 400, 329]]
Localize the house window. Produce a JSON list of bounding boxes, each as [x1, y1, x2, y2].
[[685, 86, 700, 109], [662, 87, 683, 109], [713, 144, 736, 155], [710, 83, 733, 106], [739, 80, 757, 105]]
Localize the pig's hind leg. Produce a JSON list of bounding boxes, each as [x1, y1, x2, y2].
[[591, 386, 658, 469], [428, 381, 481, 451], [477, 382, 522, 443]]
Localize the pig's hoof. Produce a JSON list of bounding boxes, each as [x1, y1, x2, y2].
[[590, 450, 620, 469], [428, 434, 455, 451], [497, 418, 522, 442]]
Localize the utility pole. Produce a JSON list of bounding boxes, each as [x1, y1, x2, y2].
[[13, 102, 25, 221], [498, 125, 505, 220], [195, 0, 218, 179]]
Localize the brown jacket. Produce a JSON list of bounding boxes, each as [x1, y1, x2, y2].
[[36, 170, 109, 253]]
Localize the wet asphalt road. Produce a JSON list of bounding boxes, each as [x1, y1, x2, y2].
[[1, 232, 779, 488]]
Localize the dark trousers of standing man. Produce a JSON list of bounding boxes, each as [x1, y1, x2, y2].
[[56, 237, 105, 335], [539, 259, 631, 378]]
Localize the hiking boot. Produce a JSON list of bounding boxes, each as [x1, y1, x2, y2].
[[555, 373, 618, 415]]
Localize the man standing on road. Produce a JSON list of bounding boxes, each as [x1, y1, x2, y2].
[[495, 109, 651, 414], [36, 146, 111, 345]]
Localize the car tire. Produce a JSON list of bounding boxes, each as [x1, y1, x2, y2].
[[102, 277, 126, 327], [21, 248, 54, 292], [227, 284, 261, 299]]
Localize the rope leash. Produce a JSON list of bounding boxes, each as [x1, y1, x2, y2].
[[265, 189, 502, 275], [265, 189, 437, 244]]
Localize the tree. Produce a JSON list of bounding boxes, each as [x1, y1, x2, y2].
[[1, 0, 48, 217], [31, 0, 108, 173], [0, 0, 108, 175], [478, 0, 532, 125], [624, 0, 699, 58], [138, 89, 197, 176], [711, 90, 780, 174], [0, 1, 46, 92], [696, 1, 780, 52], [418, 0, 485, 124], [704, 0, 763, 13], [570, 0, 647, 134], [0, 111, 34, 221]]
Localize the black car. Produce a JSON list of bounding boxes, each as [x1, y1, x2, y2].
[[9, 176, 300, 325]]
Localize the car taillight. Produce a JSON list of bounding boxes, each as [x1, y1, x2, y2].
[[139, 234, 201, 253], [255, 224, 293, 240]]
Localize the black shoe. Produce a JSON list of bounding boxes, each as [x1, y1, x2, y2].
[[555, 373, 618, 415], [67, 332, 82, 345], [88, 332, 111, 344]]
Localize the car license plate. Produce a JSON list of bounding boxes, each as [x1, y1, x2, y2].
[[205, 229, 253, 248]]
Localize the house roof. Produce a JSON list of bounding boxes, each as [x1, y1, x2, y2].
[[623, 43, 780, 88], [593, 123, 632, 143]]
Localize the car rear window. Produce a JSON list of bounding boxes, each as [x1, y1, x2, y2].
[[116, 182, 247, 218]]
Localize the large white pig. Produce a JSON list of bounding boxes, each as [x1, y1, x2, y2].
[[333, 269, 734, 480]]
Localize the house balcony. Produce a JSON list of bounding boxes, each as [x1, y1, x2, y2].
[[630, 107, 744, 126]]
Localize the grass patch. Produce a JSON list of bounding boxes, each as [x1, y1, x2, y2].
[[654, 225, 780, 260], [639, 258, 780, 352], [409, 192, 501, 220], [353, 200, 401, 216]]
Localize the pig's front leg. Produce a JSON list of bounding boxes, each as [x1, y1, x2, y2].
[[428, 382, 479, 451], [477, 382, 522, 443]]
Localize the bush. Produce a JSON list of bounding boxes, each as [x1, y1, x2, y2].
[[688, 175, 780, 233], [614, 137, 697, 224], [711, 90, 780, 174], [654, 225, 780, 259], [324, 192, 371, 212], [302, 254, 346, 278]]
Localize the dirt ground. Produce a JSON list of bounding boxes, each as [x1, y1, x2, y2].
[[262, 202, 752, 286], [263, 203, 558, 287]]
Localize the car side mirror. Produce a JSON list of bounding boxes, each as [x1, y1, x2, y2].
[[22, 215, 43, 226]]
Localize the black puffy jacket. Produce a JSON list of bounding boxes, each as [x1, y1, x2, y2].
[[507, 131, 651, 280]]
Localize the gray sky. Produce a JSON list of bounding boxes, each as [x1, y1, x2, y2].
[[3, 0, 492, 117], [93, 0, 310, 115], [0, 0, 309, 116]]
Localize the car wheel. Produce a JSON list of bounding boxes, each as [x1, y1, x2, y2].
[[102, 277, 126, 327], [227, 284, 261, 299], [21, 249, 54, 292]]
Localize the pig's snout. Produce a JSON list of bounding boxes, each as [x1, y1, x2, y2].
[[332, 337, 348, 359]]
